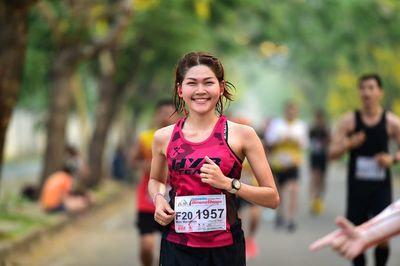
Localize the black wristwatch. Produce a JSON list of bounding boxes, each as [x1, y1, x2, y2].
[[228, 178, 241, 194]]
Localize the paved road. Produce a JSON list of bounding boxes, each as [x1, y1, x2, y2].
[[7, 162, 400, 266]]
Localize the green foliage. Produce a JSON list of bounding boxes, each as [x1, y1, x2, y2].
[[18, 0, 400, 117], [115, 0, 245, 111], [18, 9, 54, 110]]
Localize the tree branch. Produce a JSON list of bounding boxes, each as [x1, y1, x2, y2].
[[35, 1, 59, 37], [80, 0, 133, 59], [4, 0, 38, 10]]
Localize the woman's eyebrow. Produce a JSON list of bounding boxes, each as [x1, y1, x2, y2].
[[185, 77, 215, 81]]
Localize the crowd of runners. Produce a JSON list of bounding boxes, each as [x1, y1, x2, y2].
[[124, 52, 400, 266]]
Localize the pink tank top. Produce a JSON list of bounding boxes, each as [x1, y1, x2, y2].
[[165, 115, 243, 248]]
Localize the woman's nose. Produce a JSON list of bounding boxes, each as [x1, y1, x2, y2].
[[195, 84, 207, 93]]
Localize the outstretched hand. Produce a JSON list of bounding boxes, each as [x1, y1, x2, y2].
[[310, 217, 367, 260]]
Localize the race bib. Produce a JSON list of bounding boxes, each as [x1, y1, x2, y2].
[[310, 139, 323, 153], [355, 157, 385, 181], [174, 194, 226, 233]]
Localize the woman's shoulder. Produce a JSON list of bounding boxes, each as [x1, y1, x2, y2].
[[227, 120, 257, 138], [154, 124, 175, 144]]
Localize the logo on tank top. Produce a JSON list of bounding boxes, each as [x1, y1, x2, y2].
[[171, 157, 221, 176], [171, 143, 195, 158]]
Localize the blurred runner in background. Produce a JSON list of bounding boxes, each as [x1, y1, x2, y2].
[[131, 99, 177, 266], [309, 109, 330, 215], [265, 102, 308, 232], [328, 73, 400, 266]]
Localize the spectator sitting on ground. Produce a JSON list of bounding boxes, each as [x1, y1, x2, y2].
[[65, 144, 90, 181], [40, 162, 91, 214]]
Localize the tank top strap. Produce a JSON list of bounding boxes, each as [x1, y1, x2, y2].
[[176, 117, 186, 130], [378, 110, 387, 127], [166, 118, 185, 154], [354, 110, 362, 130], [215, 115, 227, 135]]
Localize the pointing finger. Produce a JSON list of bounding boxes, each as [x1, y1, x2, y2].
[[309, 230, 340, 251], [204, 156, 217, 165]]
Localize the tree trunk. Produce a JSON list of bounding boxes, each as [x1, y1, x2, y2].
[[87, 67, 125, 187], [0, 1, 36, 191], [39, 0, 132, 189], [39, 52, 76, 187]]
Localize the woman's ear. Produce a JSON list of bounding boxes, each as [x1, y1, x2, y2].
[[220, 81, 225, 96], [177, 83, 183, 97]]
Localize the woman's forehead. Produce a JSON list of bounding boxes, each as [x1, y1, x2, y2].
[[184, 65, 216, 79]]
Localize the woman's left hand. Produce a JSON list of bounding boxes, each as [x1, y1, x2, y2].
[[200, 156, 231, 190]]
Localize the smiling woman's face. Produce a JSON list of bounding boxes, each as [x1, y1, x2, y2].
[[178, 65, 223, 115]]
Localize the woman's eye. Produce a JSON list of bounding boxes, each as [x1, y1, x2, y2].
[[205, 82, 214, 85], [187, 82, 196, 85]]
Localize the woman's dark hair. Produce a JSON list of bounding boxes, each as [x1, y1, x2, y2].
[[173, 51, 235, 116]]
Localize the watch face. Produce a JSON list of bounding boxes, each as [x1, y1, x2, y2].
[[232, 179, 241, 190]]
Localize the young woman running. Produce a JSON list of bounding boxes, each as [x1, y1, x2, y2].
[[148, 51, 279, 266]]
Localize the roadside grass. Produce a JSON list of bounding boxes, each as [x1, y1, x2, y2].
[[0, 179, 126, 242], [0, 191, 59, 241]]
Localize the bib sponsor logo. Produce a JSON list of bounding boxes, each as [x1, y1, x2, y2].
[[176, 196, 224, 207], [176, 198, 189, 207]]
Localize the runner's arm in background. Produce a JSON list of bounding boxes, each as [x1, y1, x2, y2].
[[377, 112, 400, 167], [310, 199, 400, 259], [297, 121, 309, 149], [391, 112, 400, 163], [148, 127, 175, 226], [328, 112, 365, 160]]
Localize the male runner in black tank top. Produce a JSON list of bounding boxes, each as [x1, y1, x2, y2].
[[328, 73, 400, 266]]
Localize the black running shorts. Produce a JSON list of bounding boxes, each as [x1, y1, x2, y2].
[[136, 211, 164, 235], [274, 167, 299, 186], [159, 237, 246, 266], [346, 187, 392, 226], [310, 153, 327, 172]]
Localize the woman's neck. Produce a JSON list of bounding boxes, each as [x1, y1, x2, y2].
[[185, 112, 219, 131]]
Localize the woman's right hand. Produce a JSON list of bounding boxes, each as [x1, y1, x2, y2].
[[154, 195, 175, 226]]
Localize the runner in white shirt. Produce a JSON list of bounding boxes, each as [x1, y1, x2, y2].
[[265, 102, 308, 232]]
